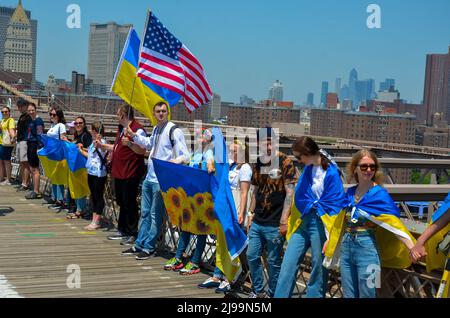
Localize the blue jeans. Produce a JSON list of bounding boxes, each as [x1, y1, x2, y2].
[[246, 222, 285, 297], [52, 184, 64, 202], [213, 266, 225, 280], [75, 198, 86, 212], [274, 213, 328, 298], [135, 180, 165, 254], [340, 232, 381, 298], [176, 232, 207, 265]]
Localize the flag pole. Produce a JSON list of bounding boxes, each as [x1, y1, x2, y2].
[[127, 9, 152, 119]]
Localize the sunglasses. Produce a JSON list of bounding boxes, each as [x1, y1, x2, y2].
[[50, 113, 57, 117], [358, 164, 378, 172], [75, 122, 84, 126], [2, 111, 9, 114]]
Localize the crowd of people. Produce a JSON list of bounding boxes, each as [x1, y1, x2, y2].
[[1, 98, 449, 299]]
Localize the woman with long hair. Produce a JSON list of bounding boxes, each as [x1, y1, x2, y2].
[[67, 116, 93, 219], [274, 136, 346, 298], [79, 122, 108, 231], [0, 106, 16, 185], [324, 149, 415, 298]]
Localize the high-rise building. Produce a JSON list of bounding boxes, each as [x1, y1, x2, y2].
[[423, 46, 450, 125], [326, 93, 339, 109], [88, 22, 132, 88], [340, 84, 350, 100], [210, 93, 222, 121], [307, 92, 314, 106], [320, 81, 329, 107], [240, 94, 255, 106], [380, 78, 396, 92], [335, 78, 342, 96], [268, 80, 283, 102], [349, 68, 358, 108], [0, 1, 37, 83]]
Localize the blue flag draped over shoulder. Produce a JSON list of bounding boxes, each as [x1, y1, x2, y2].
[[153, 128, 248, 282], [324, 185, 416, 269], [287, 164, 346, 241], [425, 192, 450, 272], [38, 135, 90, 200], [111, 28, 180, 125]]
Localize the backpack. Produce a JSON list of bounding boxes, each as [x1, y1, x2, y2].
[[169, 124, 179, 149]]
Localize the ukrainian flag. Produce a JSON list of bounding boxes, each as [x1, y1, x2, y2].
[[425, 193, 450, 272], [111, 28, 181, 125], [38, 136, 90, 200], [153, 128, 248, 282], [324, 185, 416, 269]]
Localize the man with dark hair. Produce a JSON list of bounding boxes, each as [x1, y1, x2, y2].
[[15, 98, 32, 191], [246, 127, 299, 298], [95, 104, 147, 243]]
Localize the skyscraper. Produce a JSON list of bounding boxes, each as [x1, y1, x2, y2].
[[380, 78, 396, 92], [87, 22, 132, 88], [349, 68, 358, 108], [335, 78, 342, 96], [307, 92, 314, 106], [268, 80, 283, 102], [320, 81, 329, 107], [0, 1, 37, 82], [423, 46, 450, 125], [210, 93, 222, 121]]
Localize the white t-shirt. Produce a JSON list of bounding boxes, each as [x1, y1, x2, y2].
[[229, 162, 252, 190], [311, 166, 327, 199], [47, 123, 67, 140]]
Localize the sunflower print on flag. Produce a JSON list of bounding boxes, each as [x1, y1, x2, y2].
[[162, 187, 220, 235]]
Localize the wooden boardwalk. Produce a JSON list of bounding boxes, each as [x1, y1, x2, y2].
[[0, 185, 222, 298]]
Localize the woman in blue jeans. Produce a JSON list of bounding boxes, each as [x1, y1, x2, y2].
[[324, 149, 415, 298], [274, 137, 346, 298]]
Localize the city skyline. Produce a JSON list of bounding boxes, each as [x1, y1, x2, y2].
[[1, 0, 450, 105]]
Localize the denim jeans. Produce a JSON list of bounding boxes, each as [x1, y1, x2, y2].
[[75, 198, 86, 212], [175, 232, 207, 265], [52, 184, 64, 201], [135, 180, 165, 254], [340, 232, 381, 298], [246, 222, 285, 297], [274, 212, 328, 298]]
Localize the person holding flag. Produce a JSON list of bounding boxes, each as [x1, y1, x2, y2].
[[323, 149, 416, 298], [274, 136, 346, 299]]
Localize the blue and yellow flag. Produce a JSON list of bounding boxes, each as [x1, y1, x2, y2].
[[111, 28, 181, 125], [38, 136, 90, 200], [153, 129, 248, 282], [287, 164, 346, 242], [425, 192, 450, 272], [325, 185, 416, 269]]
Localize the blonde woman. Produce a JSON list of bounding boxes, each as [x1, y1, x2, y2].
[[0, 107, 16, 185]]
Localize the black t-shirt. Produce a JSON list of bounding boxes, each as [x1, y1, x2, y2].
[[17, 113, 32, 142], [74, 131, 93, 149], [251, 152, 299, 226]]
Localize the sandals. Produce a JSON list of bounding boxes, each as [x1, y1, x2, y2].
[[66, 212, 84, 219]]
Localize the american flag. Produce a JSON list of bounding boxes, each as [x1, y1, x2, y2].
[[137, 13, 213, 113]]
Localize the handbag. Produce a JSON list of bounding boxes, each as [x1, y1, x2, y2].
[[2, 119, 15, 147], [438, 232, 450, 256]]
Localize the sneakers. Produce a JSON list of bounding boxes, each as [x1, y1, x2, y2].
[[0, 180, 12, 186], [17, 185, 29, 192], [122, 246, 141, 256], [135, 251, 155, 260], [164, 258, 184, 271], [25, 192, 43, 200], [107, 233, 127, 241], [215, 280, 231, 294], [198, 277, 221, 289], [49, 202, 62, 211], [248, 292, 270, 298], [179, 262, 201, 276], [120, 236, 136, 246]]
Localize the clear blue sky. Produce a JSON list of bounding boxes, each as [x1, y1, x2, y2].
[[3, 0, 450, 104]]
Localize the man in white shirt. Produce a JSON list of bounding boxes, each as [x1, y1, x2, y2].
[[122, 102, 189, 260]]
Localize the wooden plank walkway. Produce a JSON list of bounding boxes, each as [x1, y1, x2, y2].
[[0, 186, 222, 298]]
